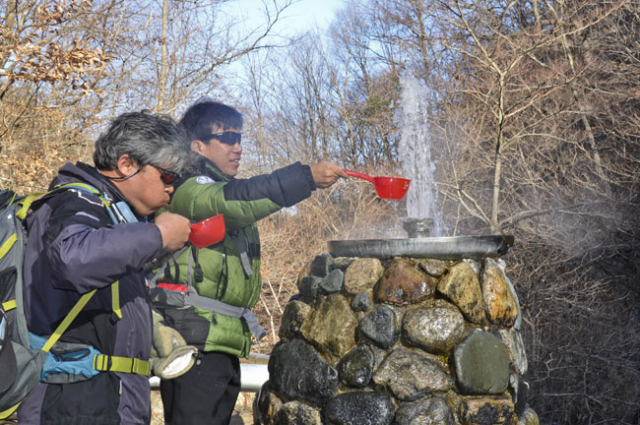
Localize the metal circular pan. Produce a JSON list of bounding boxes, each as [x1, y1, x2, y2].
[[328, 235, 514, 260]]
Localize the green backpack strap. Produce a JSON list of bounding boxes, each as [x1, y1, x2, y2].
[[39, 282, 149, 377], [37, 285, 149, 376], [15, 183, 111, 221], [41, 289, 98, 352], [1, 300, 17, 312], [0, 234, 18, 260], [16, 192, 45, 221], [0, 403, 20, 420], [13, 183, 120, 323], [111, 280, 122, 320], [93, 355, 151, 376]]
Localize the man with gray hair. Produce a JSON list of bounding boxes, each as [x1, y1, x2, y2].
[[18, 111, 192, 425]]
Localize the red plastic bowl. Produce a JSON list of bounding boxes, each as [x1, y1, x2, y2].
[[345, 170, 411, 200], [371, 176, 411, 200], [189, 214, 226, 248]]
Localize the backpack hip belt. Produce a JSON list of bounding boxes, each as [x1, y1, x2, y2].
[[152, 282, 266, 341]]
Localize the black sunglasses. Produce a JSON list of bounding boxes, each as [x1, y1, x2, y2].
[[105, 164, 181, 185], [205, 131, 242, 146], [105, 168, 141, 181], [154, 165, 182, 185]]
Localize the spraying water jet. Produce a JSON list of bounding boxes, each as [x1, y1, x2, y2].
[[331, 74, 513, 260]]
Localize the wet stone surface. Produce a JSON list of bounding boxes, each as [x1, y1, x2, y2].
[[437, 261, 488, 325], [509, 374, 529, 417], [358, 305, 400, 349], [351, 292, 372, 312], [323, 392, 395, 425], [298, 275, 322, 304], [300, 294, 358, 364], [310, 254, 332, 278], [278, 300, 310, 342], [320, 269, 344, 295], [344, 258, 385, 296], [272, 401, 322, 425], [418, 258, 449, 277], [373, 348, 454, 401], [268, 339, 339, 406], [519, 405, 540, 425], [454, 330, 510, 395], [375, 258, 436, 305], [458, 397, 515, 425], [499, 328, 528, 376], [255, 381, 283, 425], [337, 344, 375, 388], [402, 300, 467, 355], [482, 258, 519, 327], [394, 396, 455, 425], [331, 256, 358, 271], [370, 344, 387, 371]]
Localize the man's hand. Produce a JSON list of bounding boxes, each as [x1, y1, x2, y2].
[[155, 212, 191, 251], [310, 162, 348, 189]]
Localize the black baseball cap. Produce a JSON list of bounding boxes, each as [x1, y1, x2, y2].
[[0, 308, 17, 394]]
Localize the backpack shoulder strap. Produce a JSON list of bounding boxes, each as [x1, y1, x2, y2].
[[41, 288, 98, 352], [15, 192, 45, 221], [15, 183, 112, 221], [51, 183, 112, 210], [22, 183, 122, 348]]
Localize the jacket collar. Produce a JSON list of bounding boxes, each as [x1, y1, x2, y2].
[[197, 156, 232, 183], [51, 162, 130, 204]]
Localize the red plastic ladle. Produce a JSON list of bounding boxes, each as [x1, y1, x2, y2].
[[345, 170, 411, 200], [189, 214, 226, 248]]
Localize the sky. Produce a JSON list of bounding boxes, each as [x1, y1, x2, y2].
[[221, 0, 347, 38], [278, 0, 346, 33], [216, 0, 348, 96]]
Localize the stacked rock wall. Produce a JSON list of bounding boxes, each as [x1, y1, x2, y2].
[[255, 254, 539, 425]]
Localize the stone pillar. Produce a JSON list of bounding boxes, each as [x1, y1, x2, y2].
[[256, 253, 539, 425]]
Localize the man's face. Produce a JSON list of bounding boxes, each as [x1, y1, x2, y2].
[[193, 125, 242, 177], [121, 164, 176, 216]]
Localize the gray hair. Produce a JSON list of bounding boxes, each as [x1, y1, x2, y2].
[[93, 111, 189, 172]]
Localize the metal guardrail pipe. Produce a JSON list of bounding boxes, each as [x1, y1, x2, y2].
[[150, 353, 270, 392], [238, 363, 270, 392]]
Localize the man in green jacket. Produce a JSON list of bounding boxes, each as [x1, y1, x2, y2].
[[154, 99, 346, 425]]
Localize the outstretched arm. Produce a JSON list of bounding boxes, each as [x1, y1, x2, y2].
[[310, 161, 348, 189]]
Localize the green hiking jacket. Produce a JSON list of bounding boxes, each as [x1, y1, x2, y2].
[[163, 158, 316, 357]]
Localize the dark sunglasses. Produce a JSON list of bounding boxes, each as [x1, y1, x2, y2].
[[105, 168, 141, 181], [205, 131, 242, 146], [105, 164, 181, 185], [154, 165, 182, 185]]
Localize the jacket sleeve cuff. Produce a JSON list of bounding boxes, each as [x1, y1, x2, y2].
[[302, 164, 317, 192]]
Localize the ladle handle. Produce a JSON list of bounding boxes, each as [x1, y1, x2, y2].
[[344, 170, 375, 184]]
